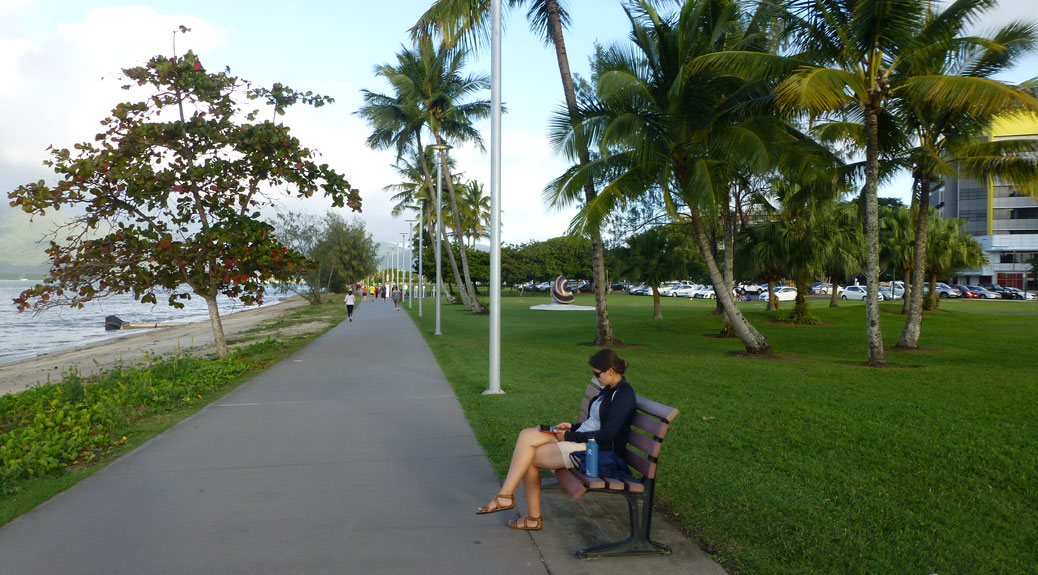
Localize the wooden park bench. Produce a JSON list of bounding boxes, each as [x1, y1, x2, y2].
[[550, 382, 680, 559]]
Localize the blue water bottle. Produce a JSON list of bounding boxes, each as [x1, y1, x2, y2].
[[585, 437, 599, 478]]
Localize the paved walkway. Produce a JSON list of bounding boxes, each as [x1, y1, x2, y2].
[[0, 299, 727, 575]]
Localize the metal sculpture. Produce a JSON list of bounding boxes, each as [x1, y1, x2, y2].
[[550, 276, 575, 305]]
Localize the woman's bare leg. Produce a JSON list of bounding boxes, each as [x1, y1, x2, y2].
[[483, 428, 566, 515]]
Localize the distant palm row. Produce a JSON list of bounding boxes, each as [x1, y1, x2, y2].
[[357, 0, 1038, 366]]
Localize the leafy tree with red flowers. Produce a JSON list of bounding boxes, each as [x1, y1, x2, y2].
[[9, 40, 361, 358]]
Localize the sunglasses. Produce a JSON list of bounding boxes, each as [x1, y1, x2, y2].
[[592, 369, 606, 379]]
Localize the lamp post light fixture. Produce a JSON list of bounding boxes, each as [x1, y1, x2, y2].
[[428, 143, 452, 335]]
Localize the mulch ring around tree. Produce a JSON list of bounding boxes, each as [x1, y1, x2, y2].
[[728, 351, 810, 361], [760, 316, 836, 326]]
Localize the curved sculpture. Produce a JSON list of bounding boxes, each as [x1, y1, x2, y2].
[[550, 275, 575, 305]]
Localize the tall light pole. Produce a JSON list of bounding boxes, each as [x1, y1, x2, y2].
[[485, 0, 504, 395], [416, 204, 424, 316], [429, 143, 452, 335], [401, 231, 410, 306]]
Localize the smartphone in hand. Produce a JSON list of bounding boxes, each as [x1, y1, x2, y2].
[[539, 424, 557, 433]]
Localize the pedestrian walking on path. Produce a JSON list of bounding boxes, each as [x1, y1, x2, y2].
[[344, 290, 356, 322], [477, 349, 636, 531], [391, 286, 402, 310]]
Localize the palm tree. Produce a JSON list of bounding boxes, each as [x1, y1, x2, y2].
[[413, 0, 621, 345], [893, 0, 1038, 346], [880, 205, 915, 313], [548, 0, 802, 354], [358, 39, 491, 312], [821, 202, 866, 307], [924, 212, 985, 310], [715, 0, 1038, 364], [456, 179, 492, 247], [616, 225, 693, 320]]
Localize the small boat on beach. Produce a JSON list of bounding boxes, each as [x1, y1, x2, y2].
[[104, 316, 175, 331]]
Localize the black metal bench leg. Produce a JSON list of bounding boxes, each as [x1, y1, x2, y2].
[[576, 492, 671, 559]]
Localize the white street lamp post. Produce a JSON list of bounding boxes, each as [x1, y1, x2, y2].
[[417, 205, 424, 316], [485, 0, 504, 395], [401, 231, 410, 306], [429, 143, 452, 335]]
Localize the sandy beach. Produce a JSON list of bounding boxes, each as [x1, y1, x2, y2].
[[0, 296, 315, 397]]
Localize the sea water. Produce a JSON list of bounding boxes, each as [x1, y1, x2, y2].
[[0, 279, 290, 364]]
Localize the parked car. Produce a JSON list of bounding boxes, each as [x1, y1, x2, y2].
[[878, 286, 901, 300], [672, 284, 705, 297], [841, 285, 885, 301], [923, 282, 961, 298], [658, 281, 693, 296], [534, 281, 551, 292], [759, 286, 798, 302], [950, 284, 979, 299], [809, 282, 839, 295], [978, 284, 1008, 298], [609, 282, 628, 292], [967, 286, 1000, 299], [737, 281, 762, 295], [575, 282, 594, 293], [1003, 286, 1037, 300], [629, 284, 651, 295], [694, 286, 736, 299]]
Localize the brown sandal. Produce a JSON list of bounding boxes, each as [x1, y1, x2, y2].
[[476, 493, 515, 514], [507, 515, 543, 530]]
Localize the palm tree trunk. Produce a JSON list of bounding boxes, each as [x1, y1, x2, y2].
[[863, 108, 886, 366], [767, 281, 778, 311], [651, 285, 662, 320], [435, 135, 483, 313], [689, 209, 770, 354], [414, 133, 473, 310], [718, 202, 736, 335], [439, 222, 470, 308], [791, 264, 812, 323], [898, 179, 931, 348], [829, 279, 839, 307], [545, 0, 617, 345]]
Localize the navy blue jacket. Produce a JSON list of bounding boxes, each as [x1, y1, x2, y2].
[[563, 378, 636, 459]]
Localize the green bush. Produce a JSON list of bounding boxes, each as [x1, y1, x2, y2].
[[0, 341, 276, 485]]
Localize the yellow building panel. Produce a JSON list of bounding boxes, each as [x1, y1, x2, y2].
[[991, 113, 1038, 138]]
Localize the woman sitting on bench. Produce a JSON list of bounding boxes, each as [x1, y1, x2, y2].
[[476, 349, 637, 530]]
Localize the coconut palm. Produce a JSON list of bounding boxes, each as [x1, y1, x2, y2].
[[893, 0, 1038, 346], [820, 201, 866, 307], [616, 225, 693, 320], [413, 0, 621, 345], [548, 0, 809, 354], [359, 39, 491, 312], [718, 0, 1038, 364], [924, 212, 985, 310], [880, 205, 915, 312], [456, 179, 492, 247]]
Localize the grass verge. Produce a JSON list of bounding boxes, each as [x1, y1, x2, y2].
[[407, 294, 1037, 575], [0, 297, 347, 527]]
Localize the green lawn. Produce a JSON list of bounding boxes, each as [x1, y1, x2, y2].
[[407, 294, 1037, 575]]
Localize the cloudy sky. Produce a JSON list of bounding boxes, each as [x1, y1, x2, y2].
[[1, 0, 1035, 266]]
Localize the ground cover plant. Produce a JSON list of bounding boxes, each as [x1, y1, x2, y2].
[[408, 294, 1037, 575], [0, 297, 348, 526]]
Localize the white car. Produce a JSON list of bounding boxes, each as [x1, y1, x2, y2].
[[758, 286, 798, 302], [841, 285, 885, 301], [672, 284, 704, 297], [657, 282, 689, 296]]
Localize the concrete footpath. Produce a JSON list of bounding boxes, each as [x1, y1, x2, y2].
[[0, 298, 727, 575]]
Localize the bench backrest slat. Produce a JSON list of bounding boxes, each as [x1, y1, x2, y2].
[[631, 412, 669, 439], [574, 383, 678, 482], [627, 427, 662, 459], [625, 450, 657, 478]]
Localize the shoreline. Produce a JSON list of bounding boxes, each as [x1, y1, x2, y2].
[[0, 296, 311, 397]]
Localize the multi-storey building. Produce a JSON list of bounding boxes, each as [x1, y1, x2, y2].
[[934, 114, 1038, 289]]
